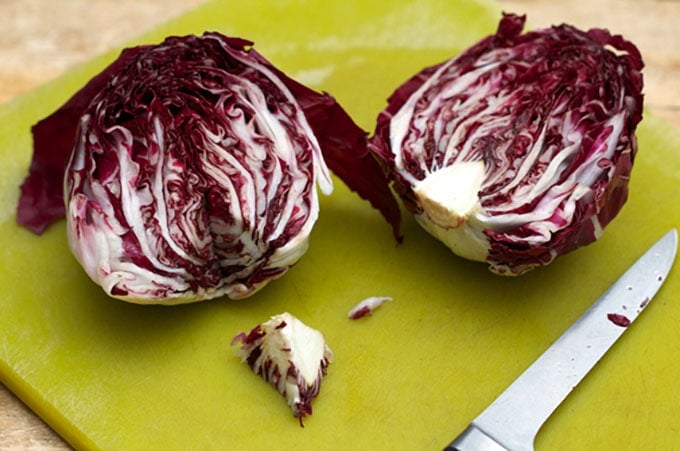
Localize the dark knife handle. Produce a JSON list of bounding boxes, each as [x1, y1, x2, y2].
[[444, 425, 510, 451]]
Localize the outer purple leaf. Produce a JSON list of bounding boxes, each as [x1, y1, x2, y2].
[[369, 13, 644, 275], [17, 47, 148, 234], [16, 32, 395, 303], [264, 65, 402, 241]]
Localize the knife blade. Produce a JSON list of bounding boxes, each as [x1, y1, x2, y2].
[[444, 228, 678, 451]]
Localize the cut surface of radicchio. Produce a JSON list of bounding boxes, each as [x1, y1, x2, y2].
[[368, 13, 644, 275], [16, 32, 398, 304]]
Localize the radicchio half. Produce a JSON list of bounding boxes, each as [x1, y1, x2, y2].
[[369, 13, 644, 275], [17, 33, 398, 303]]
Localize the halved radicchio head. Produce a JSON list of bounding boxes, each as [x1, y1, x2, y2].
[[369, 13, 644, 275], [17, 32, 398, 303]]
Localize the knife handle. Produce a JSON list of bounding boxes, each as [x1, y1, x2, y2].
[[444, 424, 510, 451]]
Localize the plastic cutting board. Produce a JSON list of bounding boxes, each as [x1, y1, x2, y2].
[[1, 0, 679, 449]]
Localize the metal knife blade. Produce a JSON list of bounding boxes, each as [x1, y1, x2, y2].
[[445, 229, 678, 451]]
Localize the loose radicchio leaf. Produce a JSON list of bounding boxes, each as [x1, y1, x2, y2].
[[16, 32, 397, 303], [232, 312, 333, 425], [368, 13, 644, 275]]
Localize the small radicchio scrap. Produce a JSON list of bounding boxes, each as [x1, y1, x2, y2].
[[348, 296, 392, 319], [607, 313, 631, 328], [16, 32, 398, 304], [368, 13, 644, 275], [232, 312, 333, 425]]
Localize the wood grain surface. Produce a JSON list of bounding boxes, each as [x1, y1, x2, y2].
[[1, 0, 678, 448]]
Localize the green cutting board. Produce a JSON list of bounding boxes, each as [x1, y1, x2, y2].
[[1, 1, 679, 449]]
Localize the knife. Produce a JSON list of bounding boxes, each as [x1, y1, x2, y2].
[[444, 228, 678, 451]]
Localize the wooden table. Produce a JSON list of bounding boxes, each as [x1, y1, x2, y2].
[[1, 0, 678, 448]]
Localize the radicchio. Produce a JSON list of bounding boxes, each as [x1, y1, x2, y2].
[[232, 312, 333, 425], [368, 13, 644, 275], [347, 296, 392, 319], [16, 33, 398, 303]]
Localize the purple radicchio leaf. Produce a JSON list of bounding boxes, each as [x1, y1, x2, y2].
[[368, 13, 644, 275], [17, 46, 148, 234], [16, 32, 396, 303]]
